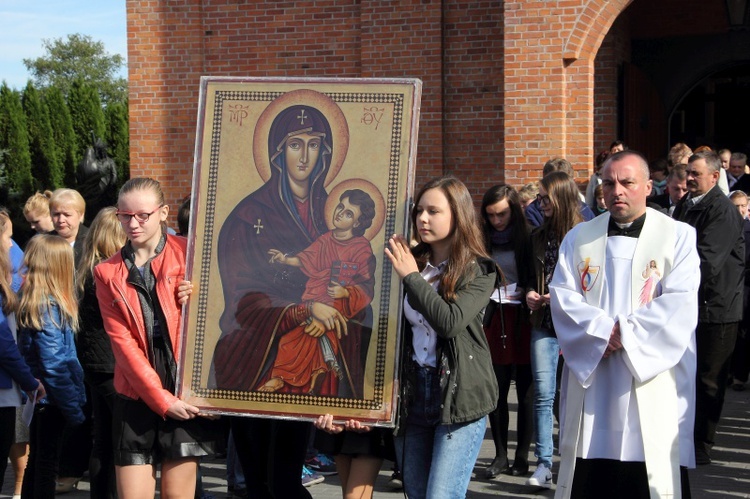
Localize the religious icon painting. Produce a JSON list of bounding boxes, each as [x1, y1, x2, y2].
[[178, 77, 422, 426]]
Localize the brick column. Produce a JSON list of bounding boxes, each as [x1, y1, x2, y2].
[[127, 0, 204, 208], [503, 0, 629, 182]]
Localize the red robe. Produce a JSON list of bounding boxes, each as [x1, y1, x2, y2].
[[270, 232, 375, 395]]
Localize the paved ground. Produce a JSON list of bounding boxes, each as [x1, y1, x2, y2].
[[2, 384, 748, 498]]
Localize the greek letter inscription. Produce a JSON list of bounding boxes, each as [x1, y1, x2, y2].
[[228, 104, 250, 126], [361, 106, 385, 130]]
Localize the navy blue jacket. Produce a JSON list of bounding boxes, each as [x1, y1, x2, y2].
[[0, 302, 37, 394], [19, 302, 86, 425]]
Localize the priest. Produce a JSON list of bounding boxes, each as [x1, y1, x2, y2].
[[549, 150, 700, 498]]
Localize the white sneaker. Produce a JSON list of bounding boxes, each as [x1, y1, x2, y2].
[[525, 463, 553, 489]]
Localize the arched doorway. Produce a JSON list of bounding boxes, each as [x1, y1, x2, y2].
[[669, 63, 750, 152], [619, 0, 750, 161]]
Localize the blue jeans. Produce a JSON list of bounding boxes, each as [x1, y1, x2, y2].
[[394, 366, 486, 499], [530, 327, 560, 468]]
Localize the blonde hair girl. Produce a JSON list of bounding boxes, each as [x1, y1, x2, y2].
[[23, 191, 55, 234], [18, 236, 78, 331], [17, 235, 85, 497], [76, 207, 126, 296]]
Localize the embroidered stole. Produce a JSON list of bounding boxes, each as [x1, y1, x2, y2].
[[556, 209, 682, 499]]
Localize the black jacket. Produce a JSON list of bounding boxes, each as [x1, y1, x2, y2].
[[51, 225, 89, 268], [673, 185, 745, 323], [77, 277, 115, 375], [731, 174, 750, 194]]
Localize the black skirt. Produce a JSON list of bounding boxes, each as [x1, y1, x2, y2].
[[314, 426, 396, 461]]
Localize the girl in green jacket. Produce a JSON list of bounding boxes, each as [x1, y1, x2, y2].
[[386, 176, 498, 499]]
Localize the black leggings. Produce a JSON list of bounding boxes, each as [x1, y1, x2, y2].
[[230, 417, 312, 499], [487, 363, 533, 464], [0, 406, 16, 491]]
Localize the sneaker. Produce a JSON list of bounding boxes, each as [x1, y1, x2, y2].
[[301, 465, 324, 487], [525, 463, 553, 489], [387, 470, 403, 490], [306, 453, 338, 475]]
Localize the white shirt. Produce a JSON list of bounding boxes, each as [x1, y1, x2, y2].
[[404, 260, 445, 368], [551, 222, 699, 466]]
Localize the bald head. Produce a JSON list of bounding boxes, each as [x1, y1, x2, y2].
[[600, 151, 653, 223], [602, 151, 651, 181]]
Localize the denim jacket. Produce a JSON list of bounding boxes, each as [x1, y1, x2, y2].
[[19, 301, 86, 426]]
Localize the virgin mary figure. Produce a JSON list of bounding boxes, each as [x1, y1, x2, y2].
[[212, 100, 372, 399]]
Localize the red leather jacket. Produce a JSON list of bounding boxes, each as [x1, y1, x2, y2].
[[94, 235, 186, 418]]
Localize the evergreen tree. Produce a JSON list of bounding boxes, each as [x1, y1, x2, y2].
[[45, 87, 78, 186], [22, 82, 64, 189], [68, 79, 106, 164], [105, 100, 129, 185], [0, 84, 34, 198]]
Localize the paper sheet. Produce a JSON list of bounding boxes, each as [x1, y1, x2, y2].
[[22, 391, 36, 427]]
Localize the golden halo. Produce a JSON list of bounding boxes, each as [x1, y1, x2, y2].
[[253, 89, 349, 187], [324, 179, 385, 241]]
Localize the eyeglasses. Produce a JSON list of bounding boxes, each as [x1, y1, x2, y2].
[[536, 194, 551, 206], [116, 205, 163, 224]]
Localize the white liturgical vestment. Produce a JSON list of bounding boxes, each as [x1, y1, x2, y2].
[[550, 209, 700, 499]]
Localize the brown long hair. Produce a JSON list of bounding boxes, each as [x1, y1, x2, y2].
[[411, 176, 489, 302], [480, 184, 531, 286], [540, 171, 583, 243], [480, 184, 529, 256]]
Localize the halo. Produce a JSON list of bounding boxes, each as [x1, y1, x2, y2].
[[253, 89, 349, 187], [324, 179, 386, 241]]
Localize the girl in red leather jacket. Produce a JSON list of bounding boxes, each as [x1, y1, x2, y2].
[[94, 178, 215, 498]]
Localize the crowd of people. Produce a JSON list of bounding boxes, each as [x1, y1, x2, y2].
[[0, 138, 747, 499]]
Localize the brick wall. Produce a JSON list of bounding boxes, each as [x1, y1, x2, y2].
[[127, 0, 728, 212], [442, 1, 505, 198], [127, 1, 508, 207]]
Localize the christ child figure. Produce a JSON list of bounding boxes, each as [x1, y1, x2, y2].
[[263, 188, 376, 395]]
